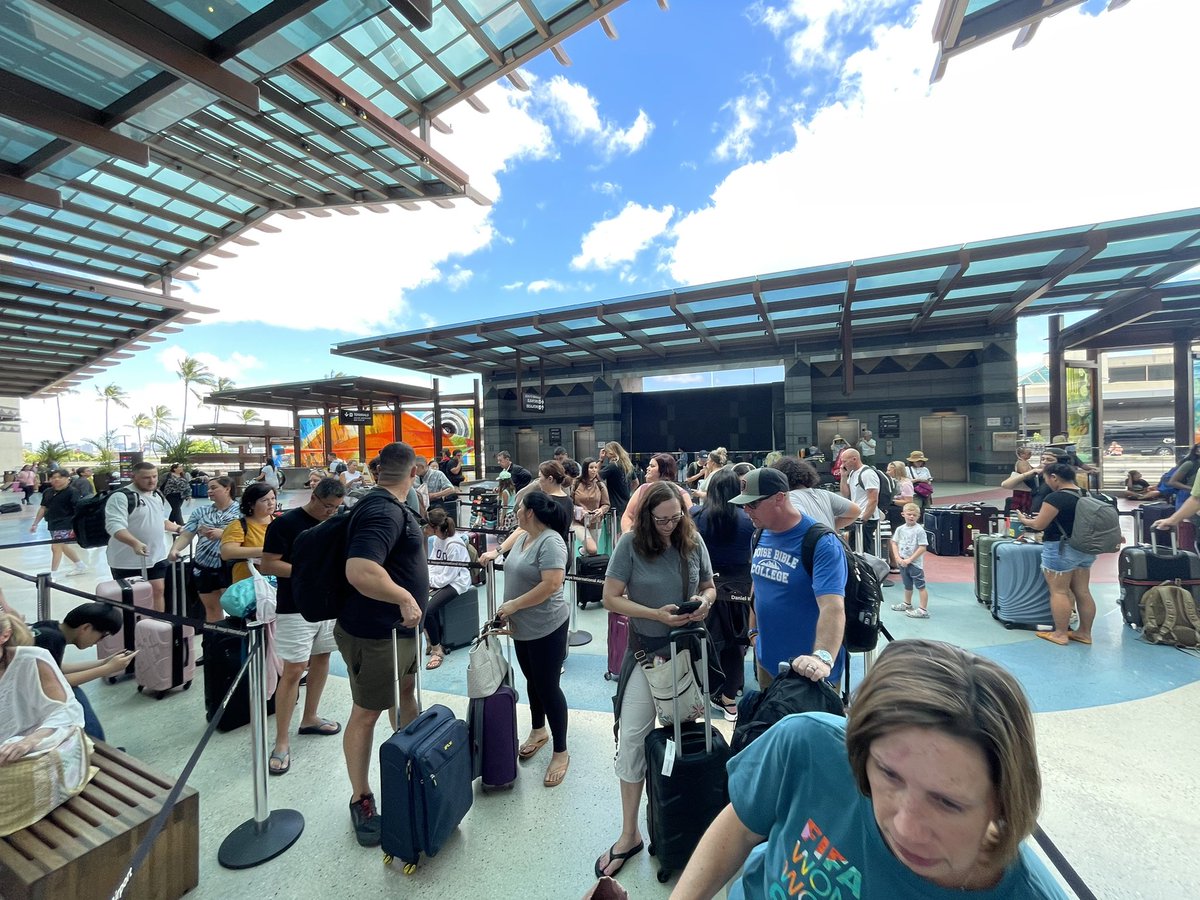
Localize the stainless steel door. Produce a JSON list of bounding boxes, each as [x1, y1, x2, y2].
[[817, 419, 860, 455], [919, 415, 968, 482], [573, 427, 595, 464], [516, 430, 540, 471]]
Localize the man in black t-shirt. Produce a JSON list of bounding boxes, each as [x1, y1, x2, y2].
[[495, 450, 532, 491], [336, 442, 428, 847], [440, 448, 465, 487], [29, 469, 88, 576], [32, 603, 128, 741], [260, 477, 346, 776]]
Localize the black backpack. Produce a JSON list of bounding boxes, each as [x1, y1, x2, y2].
[[731, 667, 845, 754], [73, 487, 163, 549], [292, 490, 404, 623], [799, 524, 885, 653]]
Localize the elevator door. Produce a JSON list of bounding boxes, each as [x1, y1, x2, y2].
[[919, 416, 968, 482], [816, 420, 861, 456], [516, 430, 541, 471]]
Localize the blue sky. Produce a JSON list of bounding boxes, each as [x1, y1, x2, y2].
[[20, 0, 1198, 445]]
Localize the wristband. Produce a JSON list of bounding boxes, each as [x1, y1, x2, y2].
[[747, 628, 759, 639]]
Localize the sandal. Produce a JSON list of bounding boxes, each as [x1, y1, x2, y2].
[[425, 653, 444, 671], [1035, 631, 1069, 646], [297, 718, 341, 736], [1067, 631, 1093, 645], [594, 840, 644, 878], [519, 734, 549, 760], [269, 748, 290, 776], [543, 754, 570, 788]]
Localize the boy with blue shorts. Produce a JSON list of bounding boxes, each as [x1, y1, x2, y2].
[[891, 502, 930, 618]]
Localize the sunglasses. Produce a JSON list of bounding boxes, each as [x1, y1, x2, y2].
[[743, 498, 767, 510]]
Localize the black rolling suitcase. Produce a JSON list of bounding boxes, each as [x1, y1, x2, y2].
[[1119, 519, 1200, 628], [923, 508, 963, 556], [203, 617, 276, 731], [575, 553, 609, 607], [644, 625, 730, 884], [380, 628, 473, 872]]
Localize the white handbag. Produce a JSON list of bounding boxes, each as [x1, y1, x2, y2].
[[466, 629, 510, 699]]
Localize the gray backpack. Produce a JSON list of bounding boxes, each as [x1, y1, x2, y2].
[[1140, 581, 1200, 648], [1068, 493, 1122, 554]]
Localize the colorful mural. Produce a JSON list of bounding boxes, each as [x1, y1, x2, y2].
[[296, 408, 475, 466], [1065, 366, 1095, 463]]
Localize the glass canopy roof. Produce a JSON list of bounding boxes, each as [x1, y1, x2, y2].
[[335, 207, 1200, 379], [1, 0, 633, 396], [930, 0, 1111, 82]]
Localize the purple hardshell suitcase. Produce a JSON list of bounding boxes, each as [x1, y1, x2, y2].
[[95, 565, 155, 682], [468, 684, 518, 791], [605, 612, 629, 681], [135, 559, 196, 699]]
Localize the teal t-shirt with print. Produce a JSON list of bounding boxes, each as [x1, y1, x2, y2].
[[728, 713, 1067, 900]]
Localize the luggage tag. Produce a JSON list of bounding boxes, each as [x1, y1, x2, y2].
[[661, 738, 677, 777]]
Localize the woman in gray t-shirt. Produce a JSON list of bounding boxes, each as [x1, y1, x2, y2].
[[594, 482, 716, 880], [480, 491, 571, 788]]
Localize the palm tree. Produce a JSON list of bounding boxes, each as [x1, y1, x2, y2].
[[53, 388, 77, 445], [238, 408, 262, 424], [324, 369, 348, 379], [95, 383, 129, 448], [211, 377, 236, 425], [131, 412, 152, 449], [150, 405, 173, 444], [176, 357, 213, 436]]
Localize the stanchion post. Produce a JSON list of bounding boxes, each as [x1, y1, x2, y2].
[[35, 571, 52, 621], [567, 532, 592, 648], [485, 560, 497, 620], [218, 622, 304, 869]]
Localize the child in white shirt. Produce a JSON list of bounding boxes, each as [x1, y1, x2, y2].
[[891, 502, 930, 618]]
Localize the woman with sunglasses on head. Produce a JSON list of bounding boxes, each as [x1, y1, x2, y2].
[[619, 452, 693, 532], [169, 476, 241, 622], [477, 491, 571, 788], [595, 481, 716, 879], [219, 481, 277, 587]]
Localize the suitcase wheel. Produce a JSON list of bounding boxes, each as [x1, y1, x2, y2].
[[184, 681, 192, 691], [383, 854, 391, 867], [604, 672, 614, 682], [137, 685, 143, 693], [648, 843, 655, 856], [1002, 622, 1016, 630], [657, 869, 671, 884]]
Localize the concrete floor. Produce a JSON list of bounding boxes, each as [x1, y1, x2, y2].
[[1, 485, 1196, 899]]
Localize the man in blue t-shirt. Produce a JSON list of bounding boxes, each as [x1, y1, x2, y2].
[[731, 467, 847, 688]]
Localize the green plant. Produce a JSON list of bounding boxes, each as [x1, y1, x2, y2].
[[131, 412, 152, 447], [151, 433, 197, 465], [33, 440, 69, 469], [177, 356, 214, 435]]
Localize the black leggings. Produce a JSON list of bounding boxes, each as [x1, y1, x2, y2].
[[513, 619, 569, 752], [167, 493, 185, 526], [424, 585, 459, 648]]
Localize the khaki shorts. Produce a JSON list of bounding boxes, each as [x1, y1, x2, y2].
[[275, 614, 338, 664], [334, 625, 416, 712]]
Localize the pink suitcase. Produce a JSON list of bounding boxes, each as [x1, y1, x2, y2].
[[135, 559, 196, 699], [604, 612, 629, 681], [95, 567, 155, 683]]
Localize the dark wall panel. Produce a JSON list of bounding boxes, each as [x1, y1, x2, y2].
[[630, 384, 775, 452]]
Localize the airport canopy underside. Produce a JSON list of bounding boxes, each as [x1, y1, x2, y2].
[[0, 0, 633, 399], [335, 207, 1200, 483]]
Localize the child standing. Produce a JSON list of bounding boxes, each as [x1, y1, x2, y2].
[[891, 502, 930, 619]]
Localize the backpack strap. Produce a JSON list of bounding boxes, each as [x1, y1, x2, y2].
[[1161, 580, 1180, 637], [799, 523, 838, 578]]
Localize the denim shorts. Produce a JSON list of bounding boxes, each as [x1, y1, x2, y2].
[[900, 562, 926, 590], [1040, 539, 1096, 573]]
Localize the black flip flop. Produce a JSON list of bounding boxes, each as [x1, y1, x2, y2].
[[594, 840, 644, 878], [268, 749, 290, 776], [298, 719, 342, 736]]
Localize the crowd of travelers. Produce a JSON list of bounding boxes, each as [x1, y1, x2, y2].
[[0, 437, 1087, 896]]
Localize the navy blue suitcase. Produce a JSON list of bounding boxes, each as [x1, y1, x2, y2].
[[923, 508, 963, 556], [380, 631, 473, 872]]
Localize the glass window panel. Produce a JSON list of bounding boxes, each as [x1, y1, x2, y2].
[[855, 266, 947, 292], [236, 2, 390, 76], [947, 282, 1026, 300], [436, 35, 488, 72], [0, 115, 55, 163], [481, 4, 531, 46], [147, 0, 273, 40], [0, 2, 158, 106]]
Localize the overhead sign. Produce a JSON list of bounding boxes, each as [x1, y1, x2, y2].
[[521, 392, 545, 413], [877, 414, 900, 439], [339, 408, 374, 425]]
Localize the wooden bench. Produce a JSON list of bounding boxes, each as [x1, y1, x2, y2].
[[0, 742, 199, 900]]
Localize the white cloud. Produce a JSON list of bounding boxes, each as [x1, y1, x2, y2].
[[444, 266, 473, 291], [502, 281, 525, 291], [594, 181, 622, 196], [541, 76, 653, 158], [715, 87, 771, 161], [527, 279, 567, 293], [157, 346, 263, 382], [667, 0, 1200, 286], [181, 81, 553, 335], [571, 202, 676, 271], [751, 0, 912, 71]]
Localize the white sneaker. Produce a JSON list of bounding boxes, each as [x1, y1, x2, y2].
[[71, 563, 89, 575], [890, 602, 912, 612]]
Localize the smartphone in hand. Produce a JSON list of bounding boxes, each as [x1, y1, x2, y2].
[[675, 599, 702, 615]]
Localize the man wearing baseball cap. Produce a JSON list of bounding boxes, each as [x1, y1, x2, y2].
[[731, 467, 848, 689]]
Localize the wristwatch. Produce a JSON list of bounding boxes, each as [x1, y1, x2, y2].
[[813, 650, 834, 668]]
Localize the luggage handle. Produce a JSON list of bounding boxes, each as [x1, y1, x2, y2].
[[667, 624, 712, 753], [393, 623, 423, 731], [1149, 528, 1178, 553]]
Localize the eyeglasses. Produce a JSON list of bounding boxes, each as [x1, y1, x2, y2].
[[652, 513, 684, 525], [743, 498, 767, 510]]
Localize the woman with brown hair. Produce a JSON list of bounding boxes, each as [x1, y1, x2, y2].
[[595, 481, 716, 878], [599, 441, 635, 526], [572, 457, 611, 555], [619, 452, 693, 531], [674, 639, 1065, 898]]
